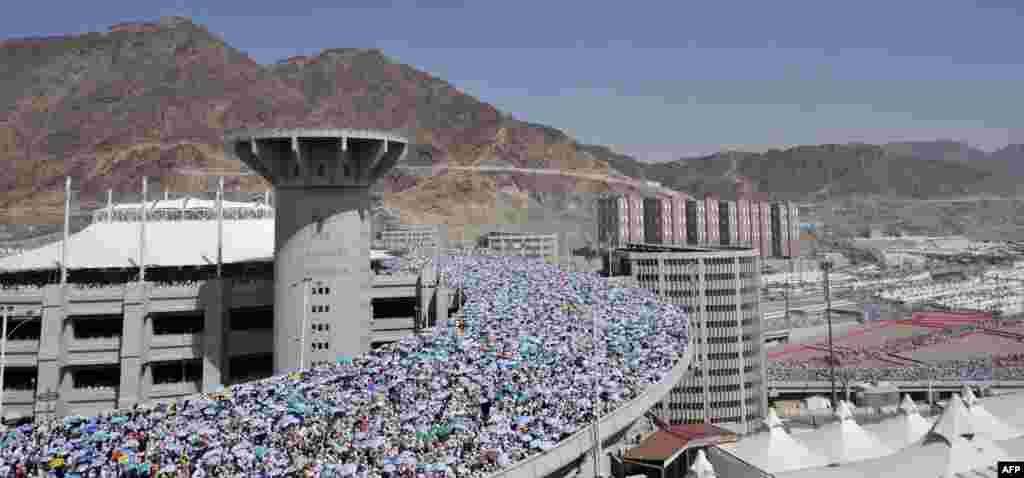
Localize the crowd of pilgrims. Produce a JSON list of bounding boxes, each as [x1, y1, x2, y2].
[[768, 358, 1024, 382], [0, 255, 689, 477]]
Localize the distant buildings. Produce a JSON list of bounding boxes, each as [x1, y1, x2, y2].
[[376, 224, 448, 251], [481, 231, 560, 260], [596, 190, 801, 258]]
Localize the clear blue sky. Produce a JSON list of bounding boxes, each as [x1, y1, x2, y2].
[[4, 0, 1023, 161]]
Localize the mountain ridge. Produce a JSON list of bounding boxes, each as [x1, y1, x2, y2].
[[2, 17, 1023, 234]]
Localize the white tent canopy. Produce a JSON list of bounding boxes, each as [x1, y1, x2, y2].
[[962, 385, 1022, 441], [775, 393, 1012, 478], [863, 394, 934, 451], [725, 408, 831, 473], [804, 395, 832, 411], [801, 401, 892, 465], [684, 449, 717, 478]]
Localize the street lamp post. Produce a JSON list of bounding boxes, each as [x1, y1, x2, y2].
[[586, 305, 603, 478], [290, 277, 313, 372], [0, 304, 10, 425], [786, 258, 793, 333], [822, 260, 837, 406], [1, 305, 38, 425]]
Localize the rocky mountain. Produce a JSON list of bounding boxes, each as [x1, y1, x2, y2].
[[989, 144, 1024, 177], [2, 17, 1022, 242], [0, 17, 623, 231], [641, 143, 1020, 200], [882, 140, 989, 164]]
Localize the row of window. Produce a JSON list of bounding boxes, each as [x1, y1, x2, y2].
[[289, 162, 352, 179], [312, 323, 330, 332], [705, 318, 756, 329], [312, 286, 332, 295], [671, 380, 760, 394], [311, 341, 330, 351], [312, 304, 331, 313], [691, 365, 759, 377]]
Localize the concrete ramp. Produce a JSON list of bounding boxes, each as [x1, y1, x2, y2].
[[485, 346, 694, 478]]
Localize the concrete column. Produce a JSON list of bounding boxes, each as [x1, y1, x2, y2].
[[658, 257, 665, 300], [200, 279, 225, 392], [435, 286, 449, 330], [734, 256, 748, 433], [34, 285, 66, 419], [118, 282, 147, 409], [140, 303, 155, 401], [755, 255, 769, 420], [274, 187, 373, 373], [699, 259, 710, 423]]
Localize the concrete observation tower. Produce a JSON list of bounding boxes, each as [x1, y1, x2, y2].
[[226, 128, 408, 374]]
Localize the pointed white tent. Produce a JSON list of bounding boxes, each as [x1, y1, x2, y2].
[[962, 385, 1022, 441], [864, 394, 933, 450], [803, 401, 893, 465], [724, 408, 831, 473], [773, 393, 1011, 478], [685, 449, 716, 478]]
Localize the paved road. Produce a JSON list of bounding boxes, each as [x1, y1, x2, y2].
[[396, 164, 679, 196]]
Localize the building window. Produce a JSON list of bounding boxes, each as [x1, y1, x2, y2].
[[152, 313, 204, 335], [230, 306, 273, 331], [2, 367, 36, 391], [228, 353, 273, 383], [4, 319, 40, 341], [71, 366, 120, 389], [151, 360, 202, 385], [71, 315, 123, 340]]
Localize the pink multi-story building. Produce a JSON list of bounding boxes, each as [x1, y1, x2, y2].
[[704, 193, 720, 246]]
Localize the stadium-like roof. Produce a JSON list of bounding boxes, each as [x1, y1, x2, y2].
[[108, 197, 271, 211], [0, 220, 394, 272]]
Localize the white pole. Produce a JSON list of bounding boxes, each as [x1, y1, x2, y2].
[[591, 306, 602, 478], [106, 189, 113, 223], [0, 305, 8, 424], [139, 177, 148, 282], [300, 283, 308, 371], [217, 177, 224, 278], [61, 177, 71, 285]]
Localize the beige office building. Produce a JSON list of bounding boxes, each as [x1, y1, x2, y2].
[[611, 245, 766, 433], [482, 231, 561, 260]]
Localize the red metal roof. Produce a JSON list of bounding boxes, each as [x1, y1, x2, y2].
[[624, 424, 738, 463]]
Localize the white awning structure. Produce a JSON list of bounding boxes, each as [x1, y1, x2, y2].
[[684, 449, 717, 478], [724, 408, 830, 473], [862, 395, 934, 451], [801, 401, 892, 465], [775, 393, 1013, 478], [370, 250, 395, 261], [0, 220, 274, 271], [110, 197, 270, 211], [962, 385, 1022, 441], [804, 395, 832, 411], [0, 218, 403, 273]]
